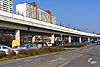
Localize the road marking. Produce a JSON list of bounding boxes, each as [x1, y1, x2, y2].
[[91, 61, 97, 64], [77, 54, 83, 57], [83, 49, 86, 50], [24, 60, 32, 62], [88, 58, 93, 62], [50, 59, 58, 62], [32, 58, 45, 63], [50, 58, 66, 62], [25, 58, 45, 63], [15, 65, 21, 67], [60, 58, 66, 61], [59, 61, 70, 67], [88, 58, 98, 64]]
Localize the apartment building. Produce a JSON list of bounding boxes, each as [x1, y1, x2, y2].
[[16, 3, 37, 19], [16, 2, 56, 24], [0, 0, 13, 13], [37, 8, 51, 23], [51, 16, 56, 25]]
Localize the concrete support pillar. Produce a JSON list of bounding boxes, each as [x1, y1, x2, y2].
[[79, 37, 82, 43], [68, 36, 71, 43], [60, 34, 63, 45], [60, 34, 63, 41], [15, 30, 20, 41], [55, 37, 57, 41], [51, 34, 55, 43], [91, 38, 94, 41], [88, 37, 90, 42], [32, 36, 35, 43]]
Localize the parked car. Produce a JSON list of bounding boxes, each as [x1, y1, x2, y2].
[[47, 43, 52, 46], [20, 43, 38, 49], [22, 43, 32, 49], [97, 41, 100, 45], [43, 43, 48, 46], [91, 40, 95, 43], [32, 43, 38, 48], [36, 43, 48, 48], [84, 42, 90, 45], [0, 46, 11, 54], [52, 43, 60, 46], [36, 43, 43, 48]]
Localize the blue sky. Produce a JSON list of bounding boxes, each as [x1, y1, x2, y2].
[[13, 0, 100, 33]]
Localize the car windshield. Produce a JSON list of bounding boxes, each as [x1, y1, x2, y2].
[[14, 46, 18, 49], [98, 41, 100, 43], [3, 47, 8, 49], [38, 43, 43, 44]]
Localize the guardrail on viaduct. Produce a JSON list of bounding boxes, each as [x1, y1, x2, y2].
[[0, 10, 100, 38]]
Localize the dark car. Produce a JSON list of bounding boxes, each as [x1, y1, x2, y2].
[[91, 40, 95, 43], [97, 41, 100, 45]]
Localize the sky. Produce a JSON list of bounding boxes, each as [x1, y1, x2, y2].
[[13, 0, 100, 33]]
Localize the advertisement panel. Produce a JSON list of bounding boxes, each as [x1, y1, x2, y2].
[[12, 40, 20, 48]]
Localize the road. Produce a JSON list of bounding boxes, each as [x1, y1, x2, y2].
[[0, 43, 100, 67]]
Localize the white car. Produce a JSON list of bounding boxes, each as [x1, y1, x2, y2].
[[0, 46, 11, 54], [47, 43, 52, 46]]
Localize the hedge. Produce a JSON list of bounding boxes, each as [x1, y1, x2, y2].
[[0, 51, 6, 58], [18, 46, 64, 56], [8, 50, 16, 57], [63, 44, 87, 48]]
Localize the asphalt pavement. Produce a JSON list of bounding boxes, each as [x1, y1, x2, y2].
[[0, 43, 99, 67]]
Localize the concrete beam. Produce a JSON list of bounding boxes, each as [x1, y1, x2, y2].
[[88, 37, 90, 42], [60, 34, 63, 41], [0, 22, 28, 30]]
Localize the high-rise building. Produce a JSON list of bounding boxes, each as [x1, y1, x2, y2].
[[16, 2, 56, 24], [51, 16, 56, 25], [37, 8, 51, 23], [16, 3, 37, 19], [0, 0, 13, 13]]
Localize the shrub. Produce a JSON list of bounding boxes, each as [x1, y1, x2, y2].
[[8, 50, 16, 57], [18, 46, 64, 56], [0, 51, 6, 58], [40, 46, 64, 54], [18, 49, 30, 55], [63, 44, 87, 48], [18, 49, 36, 56]]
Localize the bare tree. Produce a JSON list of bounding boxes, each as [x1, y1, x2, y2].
[[93, 32, 95, 34], [77, 28, 81, 31], [66, 24, 71, 28], [60, 21, 63, 26], [73, 27, 76, 30]]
